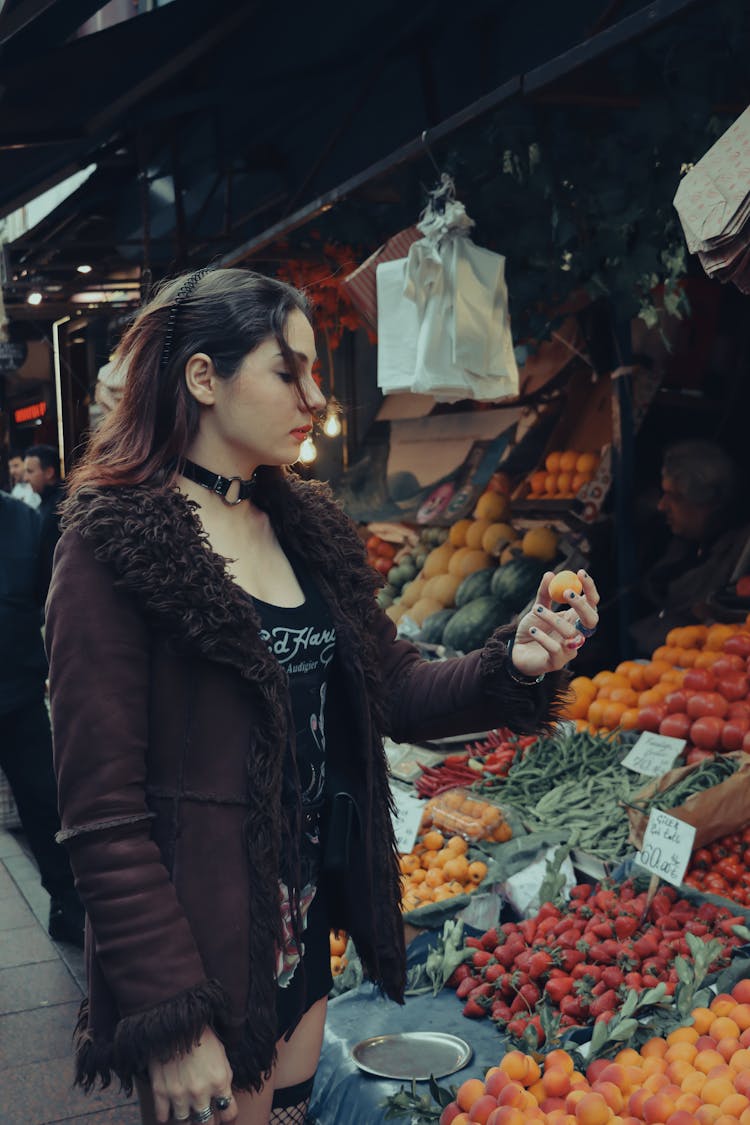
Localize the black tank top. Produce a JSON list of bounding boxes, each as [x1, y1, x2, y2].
[[250, 556, 336, 998]]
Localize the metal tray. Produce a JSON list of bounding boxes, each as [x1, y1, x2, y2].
[[351, 1031, 473, 1080]]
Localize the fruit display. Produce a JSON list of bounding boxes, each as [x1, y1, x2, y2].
[[525, 448, 602, 501], [423, 789, 513, 843], [329, 929, 348, 977], [378, 470, 564, 647], [684, 825, 750, 906], [448, 879, 745, 1034], [417, 978, 750, 1125], [564, 620, 750, 759], [398, 827, 491, 913]]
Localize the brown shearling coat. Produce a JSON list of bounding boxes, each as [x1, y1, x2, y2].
[[46, 473, 564, 1093]]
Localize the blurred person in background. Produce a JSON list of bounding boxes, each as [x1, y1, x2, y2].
[[7, 448, 41, 508], [0, 489, 84, 946], [24, 444, 64, 598], [630, 439, 750, 655]]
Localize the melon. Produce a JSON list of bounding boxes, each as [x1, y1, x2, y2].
[[473, 491, 511, 522], [400, 578, 425, 608], [448, 548, 491, 578], [420, 608, 455, 645], [423, 572, 462, 607], [422, 543, 455, 578], [491, 558, 545, 612], [407, 596, 444, 627], [448, 519, 474, 548], [442, 596, 511, 654], [482, 522, 517, 556], [385, 603, 404, 624], [500, 542, 524, 566], [465, 519, 492, 550], [521, 527, 559, 562], [455, 568, 496, 609]]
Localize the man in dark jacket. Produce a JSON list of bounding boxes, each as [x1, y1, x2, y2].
[[24, 444, 65, 598], [0, 491, 83, 946]]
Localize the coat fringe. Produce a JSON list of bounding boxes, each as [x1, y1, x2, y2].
[[479, 626, 571, 735]]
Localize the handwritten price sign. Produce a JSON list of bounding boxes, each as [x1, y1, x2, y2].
[[622, 732, 685, 777], [635, 808, 696, 888]]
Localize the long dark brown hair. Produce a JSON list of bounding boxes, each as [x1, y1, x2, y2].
[[68, 268, 314, 492]]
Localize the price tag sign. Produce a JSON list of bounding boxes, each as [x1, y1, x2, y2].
[[390, 786, 425, 855], [621, 732, 685, 777], [634, 808, 696, 888]]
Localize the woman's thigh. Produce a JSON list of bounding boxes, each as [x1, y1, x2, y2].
[[136, 997, 328, 1125]]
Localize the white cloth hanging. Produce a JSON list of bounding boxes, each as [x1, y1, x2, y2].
[[375, 186, 519, 401]]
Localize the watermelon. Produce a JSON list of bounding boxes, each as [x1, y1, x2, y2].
[[454, 567, 496, 609], [490, 558, 544, 612], [419, 608, 455, 645], [442, 596, 511, 654]]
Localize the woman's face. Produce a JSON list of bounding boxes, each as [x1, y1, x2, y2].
[[196, 309, 326, 469]]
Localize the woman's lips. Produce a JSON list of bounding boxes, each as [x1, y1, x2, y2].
[[290, 427, 311, 441]]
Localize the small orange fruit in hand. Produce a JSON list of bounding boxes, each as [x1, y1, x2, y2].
[[549, 570, 584, 603]]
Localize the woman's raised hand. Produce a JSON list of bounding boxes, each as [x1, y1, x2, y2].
[[511, 570, 600, 679], [149, 1026, 237, 1123]]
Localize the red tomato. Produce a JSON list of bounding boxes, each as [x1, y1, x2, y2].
[[377, 541, 397, 559], [366, 536, 382, 552], [722, 718, 750, 752], [744, 729, 750, 754], [637, 703, 668, 732], [724, 632, 750, 656], [712, 654, 747, 677], [373, 557, 392, 575], [684, 669, 716, 692], [659, 713, 691, 740], [665, 690, 688, 714], [690, 715, 725, 751], [686, 747, 715, 765], [686, 692, 729, 720], [729, 701, 750, 719], [716, 673, 749, 702]]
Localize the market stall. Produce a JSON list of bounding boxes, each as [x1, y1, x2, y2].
[[309, 607, 750, 1125]]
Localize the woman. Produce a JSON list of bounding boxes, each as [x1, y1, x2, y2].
[[46, 268, 599, 1125]]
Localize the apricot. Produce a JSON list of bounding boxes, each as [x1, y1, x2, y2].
[[574, 1092, 611, 1125], [468, 1094, 502, 1124], [457, 1080, 487, 1113]]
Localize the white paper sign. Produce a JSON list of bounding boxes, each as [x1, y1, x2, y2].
[[391, 786, 425, 855], [459, 891, 501, 931], [634, 809, 696, 888], [622, 732, 685, 777]]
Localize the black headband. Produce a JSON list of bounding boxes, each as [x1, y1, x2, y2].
[[159, 267, 213, 373]]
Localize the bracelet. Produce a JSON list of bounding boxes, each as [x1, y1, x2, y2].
[[506, 636, 545, 685]]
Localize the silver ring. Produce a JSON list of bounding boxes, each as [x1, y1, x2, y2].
[[174, 1116, 190, 1123], [575, 618, 597, 638], [213, 1096, 232, 1111], [192, 1108, 213, 1123]]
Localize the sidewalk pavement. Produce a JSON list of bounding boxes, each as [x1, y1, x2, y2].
[[0, 827, 141, 1125]]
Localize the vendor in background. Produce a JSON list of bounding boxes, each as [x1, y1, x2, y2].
[[630, 439, 750, 656], [6, 448, 41, 508], [24, 444, 64, 598]]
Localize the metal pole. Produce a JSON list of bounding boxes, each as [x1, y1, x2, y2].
[[52, 314, 70, 478]]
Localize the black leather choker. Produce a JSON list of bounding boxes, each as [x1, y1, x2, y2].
[[179, 458, 256, 506]]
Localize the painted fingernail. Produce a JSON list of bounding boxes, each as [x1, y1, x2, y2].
[[530, 627, 537, 635], [567, 591, 577, 600], [536, 605, 545, 614]]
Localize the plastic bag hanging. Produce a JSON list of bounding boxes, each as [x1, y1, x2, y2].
[[402, 176, 519, 401]]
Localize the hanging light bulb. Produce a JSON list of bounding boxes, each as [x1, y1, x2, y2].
[[298, 434, 317, 464], [322, 397, 342, 438]]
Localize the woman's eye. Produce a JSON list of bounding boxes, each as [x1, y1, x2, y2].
[[276, 370, 295, 384]]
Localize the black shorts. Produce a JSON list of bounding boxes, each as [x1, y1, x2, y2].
[[276, 884, 333, 1039]]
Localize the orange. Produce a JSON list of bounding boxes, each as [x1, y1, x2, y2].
[[545, 474, 559, 495], [577, 452, 599, 474], [602, 700, 629, 728], [422, 830, 444, 851], [560, 451, 579, 472], [457, 1079, 487, 1112], [557, 472, 573, 495], [572, 472, 594, 493], [643, 660, 672, 686], [587, 699, 607, 726], [545, 451, 563, 473], [620, 708, 641, 730], [468, 860, 488, 884], [529, 471, 548, 495]]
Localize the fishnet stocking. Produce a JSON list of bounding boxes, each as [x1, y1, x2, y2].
[[269, 1099, 310, 1123]]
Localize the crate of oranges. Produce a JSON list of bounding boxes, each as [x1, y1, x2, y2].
[[399, 828, 490, 915], [423, 788, 513, 843]]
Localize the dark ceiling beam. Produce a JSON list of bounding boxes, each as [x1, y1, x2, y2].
[[85, 5, 258, 138], [0, 0, 60, 47], [0, 130, 83, 151], [219, 0, 711, 268]]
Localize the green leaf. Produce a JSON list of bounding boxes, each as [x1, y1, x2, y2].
[[609, 1017, 639, 1041], [590, 1019, 610, 1055], [619, 990, 640, 1019], [429, 1076, 454, 1109], [640, 982, 668, 1006]]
